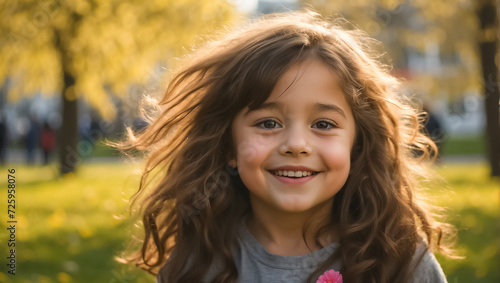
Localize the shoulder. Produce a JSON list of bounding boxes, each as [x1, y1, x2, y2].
[[408, 242, 447, 283], [156, 248, 225, 283]]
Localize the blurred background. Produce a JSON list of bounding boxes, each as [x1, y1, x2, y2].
[[0, 0, 498, 282]]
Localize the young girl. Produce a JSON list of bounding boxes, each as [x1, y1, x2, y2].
[[121, 10, 454, 283]]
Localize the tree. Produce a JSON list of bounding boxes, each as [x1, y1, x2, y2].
[[0, 0, 236, 174], [477, 0, 500, 176], [302, 0, 480, 98], [302, 0, 500, 176]]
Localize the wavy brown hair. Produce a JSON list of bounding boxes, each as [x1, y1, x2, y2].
[[119, 10, 455, 283]]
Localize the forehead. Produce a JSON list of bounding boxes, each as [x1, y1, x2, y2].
[[277, 59, 338, 84], [237, 59, 355, 122], [267, 59, 348, 106]]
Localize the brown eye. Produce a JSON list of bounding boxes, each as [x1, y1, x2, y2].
[[256, 119, 282, 129], [312, 120, 337, 130]]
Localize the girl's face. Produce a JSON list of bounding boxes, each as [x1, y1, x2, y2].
[[230, 59, 356, 215]]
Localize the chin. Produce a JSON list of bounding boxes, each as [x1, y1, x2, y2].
[[277, 196, 335, 214], [276, 200, 316, 213]]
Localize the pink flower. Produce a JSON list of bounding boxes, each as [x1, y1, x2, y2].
[[316, 269, 343, 283]]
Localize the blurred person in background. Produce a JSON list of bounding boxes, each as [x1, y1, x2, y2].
[[423, 104, 445, 158], [25, 114, 40, 165], [40, 121, 56, 165]]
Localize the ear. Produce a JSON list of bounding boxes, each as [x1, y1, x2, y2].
[[228, 158, 237, 168], [227, 151, 237, 167], [226, 145, 237, 167]]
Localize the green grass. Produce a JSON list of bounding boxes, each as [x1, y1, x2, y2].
[[89, 141, 122, 158], [0, 162, 153, 283], [440, 134, 486, 156], [0, 162, 498, 282], [428, 163, 499, 282]]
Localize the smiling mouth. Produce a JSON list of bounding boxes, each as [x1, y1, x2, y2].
[[269, 170, 319, 178]]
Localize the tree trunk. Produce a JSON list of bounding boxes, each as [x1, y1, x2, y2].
[[55, 29, 79, 175], [478, 0, 500, 176], [59, 70, 79, 174]]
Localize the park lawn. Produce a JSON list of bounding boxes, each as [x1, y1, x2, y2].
[[428, 163, 499, 283], [0, 162, 153, 283], [0, 161, 498, 283], [440, 134, 486, 156]]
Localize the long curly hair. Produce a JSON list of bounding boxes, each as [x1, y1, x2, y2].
[[119, 10, 454, 283]]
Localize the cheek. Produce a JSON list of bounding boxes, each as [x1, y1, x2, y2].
[[320, 140, 352, 171], [235, 136, 272, 194], [234, 133, 275, 168]]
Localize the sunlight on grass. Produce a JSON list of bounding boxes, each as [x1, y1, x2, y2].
[[0, 162, 153, 283], [0, 161, 498, 282], [429, 163, 499, 283]]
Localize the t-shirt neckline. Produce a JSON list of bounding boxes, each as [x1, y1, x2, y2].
[[236, 220, 339, 270]]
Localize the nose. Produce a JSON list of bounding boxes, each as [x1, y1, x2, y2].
[[278, 124, 312, 157]]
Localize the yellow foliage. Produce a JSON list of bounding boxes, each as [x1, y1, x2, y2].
[[0, 0, 237, 118], [302, 0, 484, 98]]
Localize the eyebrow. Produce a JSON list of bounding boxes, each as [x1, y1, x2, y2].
[[313, 103, 346, 118], [244, 102, 283, 116], [244, 102, 347, 118]]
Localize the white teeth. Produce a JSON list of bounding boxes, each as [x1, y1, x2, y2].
[[273, 170, 314, 178]]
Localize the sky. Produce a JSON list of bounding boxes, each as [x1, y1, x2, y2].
[[232, 0, 259, 13]]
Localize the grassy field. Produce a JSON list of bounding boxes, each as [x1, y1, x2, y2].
[[0, 162, 153, 283], [430, 163, 499, 283], [0, 161, 498, 283], [440, 134, 486, 156]]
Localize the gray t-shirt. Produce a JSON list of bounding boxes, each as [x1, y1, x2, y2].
[[158, 221, 447, 282]]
